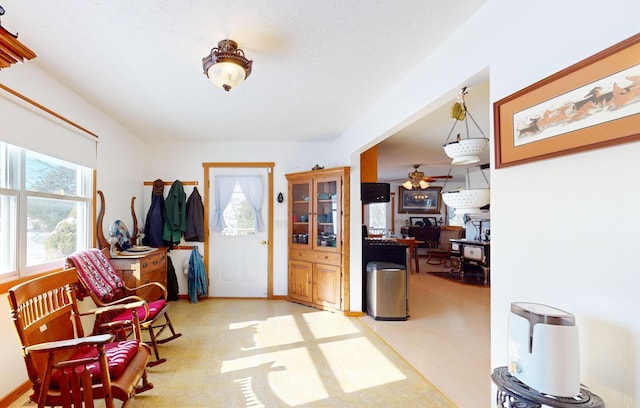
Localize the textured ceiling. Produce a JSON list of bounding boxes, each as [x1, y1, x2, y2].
[[0, 0, 489, 180]]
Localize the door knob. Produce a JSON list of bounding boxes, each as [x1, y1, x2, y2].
[[258, 240, 268, 245]]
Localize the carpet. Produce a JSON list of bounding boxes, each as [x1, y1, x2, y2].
[[126, 299, 455, 408]]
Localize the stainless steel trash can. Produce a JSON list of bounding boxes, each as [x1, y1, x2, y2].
[[366, 261, 408, 321]]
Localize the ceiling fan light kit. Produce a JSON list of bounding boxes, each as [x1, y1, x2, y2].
[[442, 87, 489, 165], [403, 164, 430, 190], [202, 39, 253, 92]]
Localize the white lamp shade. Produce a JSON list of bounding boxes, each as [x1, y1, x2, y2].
[[451, 155, 480, 165], [443, 138, 489, 165], [402, 179, 430, 190], [442, 188, 490, 215], [207, 61, 247, 90]]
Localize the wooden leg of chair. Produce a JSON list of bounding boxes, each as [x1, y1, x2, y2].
[[135, 370, 154, 395], [145, 326, 167, 367], [156, 314, 182, 345]]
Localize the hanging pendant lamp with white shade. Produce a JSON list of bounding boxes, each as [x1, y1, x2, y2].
[[442, 87, 489, 165], [441, 165, 490, 215]]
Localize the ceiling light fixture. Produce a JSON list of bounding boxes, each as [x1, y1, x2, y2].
[[402, 164, 430, 190], [442, 87, 489, 165], [441, 164, 490, 215], [202, 39, 253, 92]]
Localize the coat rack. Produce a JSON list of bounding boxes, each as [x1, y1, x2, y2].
[[143, 180, 199, 186]]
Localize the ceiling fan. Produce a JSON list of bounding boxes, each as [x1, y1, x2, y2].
[[401, 164, 451, 190]]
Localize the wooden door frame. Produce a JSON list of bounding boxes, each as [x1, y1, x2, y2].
[[203, 162, 275, 298]]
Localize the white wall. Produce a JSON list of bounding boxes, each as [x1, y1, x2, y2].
[[336, 1, 640, 406], [488, 3, 640, 405]]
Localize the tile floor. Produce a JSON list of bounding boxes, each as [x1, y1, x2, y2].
[[362, 261, 491, 408], [7, 260, 490, 408]]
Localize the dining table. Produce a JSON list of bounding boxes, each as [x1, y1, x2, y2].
[[394, 237, 424, 274]]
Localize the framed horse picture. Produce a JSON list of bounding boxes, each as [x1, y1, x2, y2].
[[495, 33, 640, 168]]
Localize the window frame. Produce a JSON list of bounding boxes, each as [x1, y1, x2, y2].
[[0, 142, 94, 289]]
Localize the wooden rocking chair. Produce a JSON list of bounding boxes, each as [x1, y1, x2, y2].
[[67, 248, 182, 367], [8, 268, 153, 408]]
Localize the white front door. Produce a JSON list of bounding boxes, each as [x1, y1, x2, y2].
[[208, 166, 269, 297]]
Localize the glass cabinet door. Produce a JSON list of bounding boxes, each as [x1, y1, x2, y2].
[[291, 181, 311, 247], [314, 177, 339, 252]]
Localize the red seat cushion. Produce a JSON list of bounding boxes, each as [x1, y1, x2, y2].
[[50, 340, 140, 388], [112, 299, 166, 322]]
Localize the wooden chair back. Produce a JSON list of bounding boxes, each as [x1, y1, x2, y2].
[[8, 269, 85, 395], [438, 226, 464, 251], [68, 247, 181, 367], [8, 268, 153, 408]]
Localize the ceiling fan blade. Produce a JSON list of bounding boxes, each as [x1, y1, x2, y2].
[[422, 175, 452, 180]]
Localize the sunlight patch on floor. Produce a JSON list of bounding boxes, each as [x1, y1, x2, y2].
[[268, 347, 330, 405], [231, 315, 304, 350], [221, 349, 329, 405], [234, 376, 266, 408], [302, 310, 360, 339], [319, 337, 407, 393]]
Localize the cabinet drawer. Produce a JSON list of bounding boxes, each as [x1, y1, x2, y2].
[[141, 251, 165, 274], [289, 249, 340, 266]]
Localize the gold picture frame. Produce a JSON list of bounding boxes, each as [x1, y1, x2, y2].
[[398, 186, 442, 214], [494, 33, 640, 168]]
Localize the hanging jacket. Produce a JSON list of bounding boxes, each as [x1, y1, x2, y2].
[[143, 179, 165, 247], [188, 246, 207, 303], [185, 187, 205, 242], [166, 255, 179, 301], [162, 180, 187, 245]]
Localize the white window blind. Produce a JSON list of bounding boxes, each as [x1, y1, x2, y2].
[[0, 89, 97, 168]]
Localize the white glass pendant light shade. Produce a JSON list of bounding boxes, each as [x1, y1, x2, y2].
[[207, 61, 247, 90], [441, 188, 490, 215], [202, 39, 253, 92], [402, 179, 429, 190], [443, 138, 489, 165]]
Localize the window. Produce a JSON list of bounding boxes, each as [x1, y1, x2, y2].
[[0, 142, 93, 281], [220, 182, 256, 236], [368, 202, 388, 236]]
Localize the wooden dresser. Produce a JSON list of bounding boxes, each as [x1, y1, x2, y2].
[[110, 247, 167, 301]]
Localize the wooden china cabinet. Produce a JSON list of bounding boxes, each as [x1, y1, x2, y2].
[[286, 167, 350, 311]]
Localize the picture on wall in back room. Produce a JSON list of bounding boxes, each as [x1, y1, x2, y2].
[[398, 186, 442, 214]]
